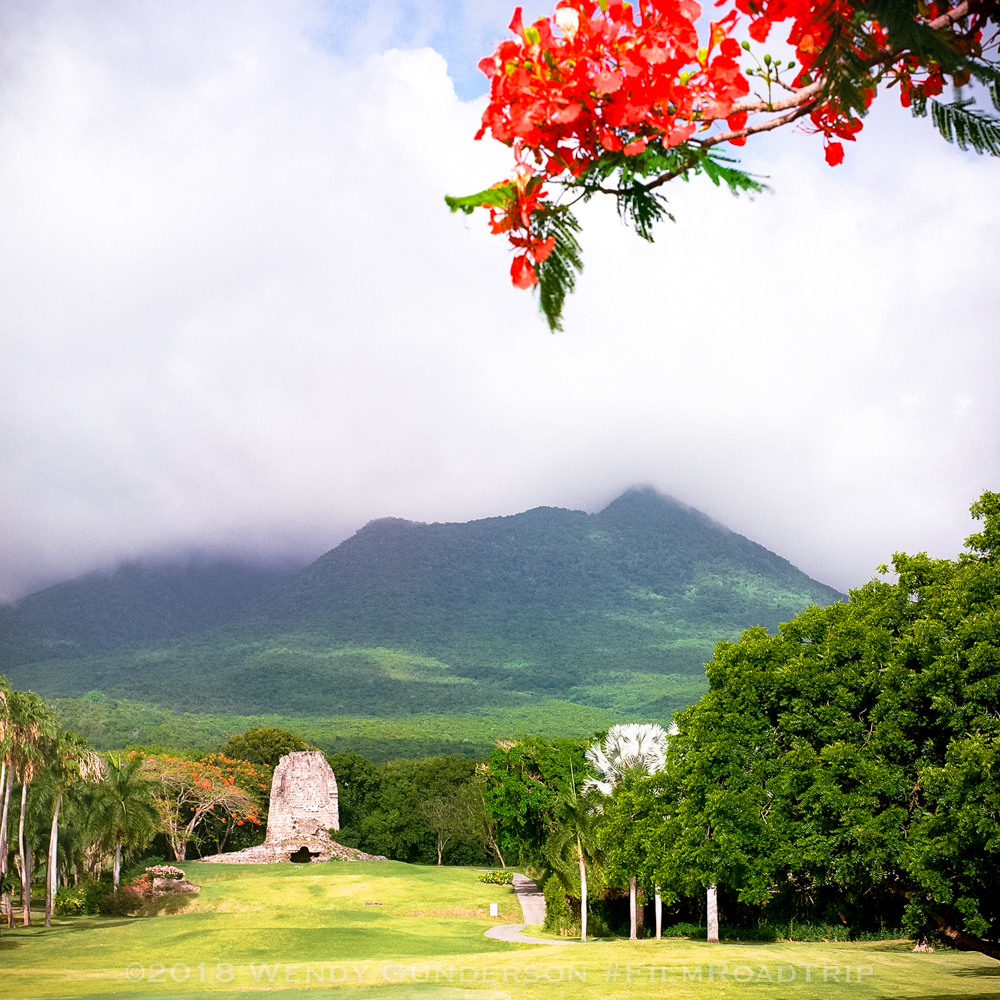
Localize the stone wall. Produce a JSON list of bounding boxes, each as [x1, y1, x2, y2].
[[265, 750, 339, 842]]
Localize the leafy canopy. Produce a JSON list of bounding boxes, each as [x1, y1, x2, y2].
[[614, 491, 1000, 957]]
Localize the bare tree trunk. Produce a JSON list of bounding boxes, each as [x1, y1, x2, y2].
[[19, 782, 31, 926], [655, 885, 662, 940], [577, 846, 588, 944], [437, 835, 444, 866], [707, 884, 719, 943], [113, 842, 122, 889], [45, 791, 62, 927], [629, 876, 637, 940], [169, 831, 186, 863], [0, 763, 10, 862], [486, 834, 506, 869], [0, 764, 12, 926]]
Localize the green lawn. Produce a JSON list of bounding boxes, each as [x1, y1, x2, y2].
[[4, 861, 999, 1000]]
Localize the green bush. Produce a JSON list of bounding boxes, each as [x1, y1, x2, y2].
[[99, 888, 143, 917], [121, 855, 166, 884], [768, 922, 850, 943], [670, 921, 905, 943], [53, 884, 87, 917], [477, 870, 514, 885], [852, 926, 907, 941], [543, 877, 573, 932], [54, 879, 115, 916], [660, 921, 704, 938]]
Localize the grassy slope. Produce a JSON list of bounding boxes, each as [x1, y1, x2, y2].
[[49, 693, 621, 758], [4, 862, 997, 1000]]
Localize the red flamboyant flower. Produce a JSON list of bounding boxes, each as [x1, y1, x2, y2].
[[473, 0, 752, 285], [454, 0, 999, 321]]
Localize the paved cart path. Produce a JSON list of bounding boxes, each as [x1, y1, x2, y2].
[[484, 873, 577, 945]]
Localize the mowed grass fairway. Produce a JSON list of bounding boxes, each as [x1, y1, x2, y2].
[[3, 862, 1000, 1000]]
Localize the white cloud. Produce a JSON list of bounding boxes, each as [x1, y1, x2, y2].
[[1, 0, 997, 601]]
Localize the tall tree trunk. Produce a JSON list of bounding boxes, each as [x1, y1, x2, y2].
[[486, 833, 506, 869], [0, 764, 12, 927], [655, 885, 662, 940], [169, 831, 186, 863], [577, 844, 588, 944], [707, 884, 719, 943], [629, 876, 637, 940], [930, 911, 1000, 961], [19, 781, 31, 926], [113, 841, 122, 889], [45, 791, 62, 928], [437, 836, 444, 866]]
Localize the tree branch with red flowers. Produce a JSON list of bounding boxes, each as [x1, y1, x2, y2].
[[140, 755, 263, 862], [447, 0, 1000, 331]]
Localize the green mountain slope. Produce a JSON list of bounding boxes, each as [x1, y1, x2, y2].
[[1, 488, 842, 726]]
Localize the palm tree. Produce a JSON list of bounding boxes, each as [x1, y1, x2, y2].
[[4, 691, 56, 926], [0, 677, 12, 928], [546, 776, 601, 943], [91, 755, 158, 888], [583, 723, 672, 940], [42, 732, 104, 926]]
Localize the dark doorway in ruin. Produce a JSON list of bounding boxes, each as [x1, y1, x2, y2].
[[289, 846, 319, 864]]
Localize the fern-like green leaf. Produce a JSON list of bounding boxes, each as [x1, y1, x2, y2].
[[930, 99, 1000, 156], [532, 207, 583, 334], [444, 184, 513, 215], [696, 153, 767, 196], [615, 185, 672, 242]]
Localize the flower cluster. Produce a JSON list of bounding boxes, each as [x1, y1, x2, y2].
[[477, 869, 515, 884], [477, 0, 748, 169], [146, 864, 186, 880], [123, 873, 153, 900], [730, 1, 979, 165], [476, 0, 749, 285], [465, 0, 993, 291]]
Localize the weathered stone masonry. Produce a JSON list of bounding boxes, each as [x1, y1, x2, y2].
[[199, 750, 385, 864]]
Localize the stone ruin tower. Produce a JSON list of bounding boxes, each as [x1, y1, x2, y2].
[[265, 751, 339, 849], [199, 749, 385, 864]]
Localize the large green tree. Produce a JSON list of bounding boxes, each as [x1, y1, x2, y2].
[[544, 779, 602, 942], [220, 727, 309, 768], [92, 754, 158, 887], [332, 754, 488, 864], [640, 492, 1000, 959], [481, 736, 590, 867], [40, 732, 103, 926], [587, 724, 669, 940], [4, 691, 56, 926]]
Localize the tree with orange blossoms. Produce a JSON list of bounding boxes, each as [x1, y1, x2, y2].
[[140, 755, 262, 862], [447, 0, 1000, 330], [193, 754, 271, 854]]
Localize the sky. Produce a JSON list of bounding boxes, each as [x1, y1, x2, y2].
[[1, 0, 998, 602]]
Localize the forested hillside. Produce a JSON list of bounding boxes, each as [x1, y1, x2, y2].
[[0, 559, 291, 662], [0, 488, 841, 729]]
